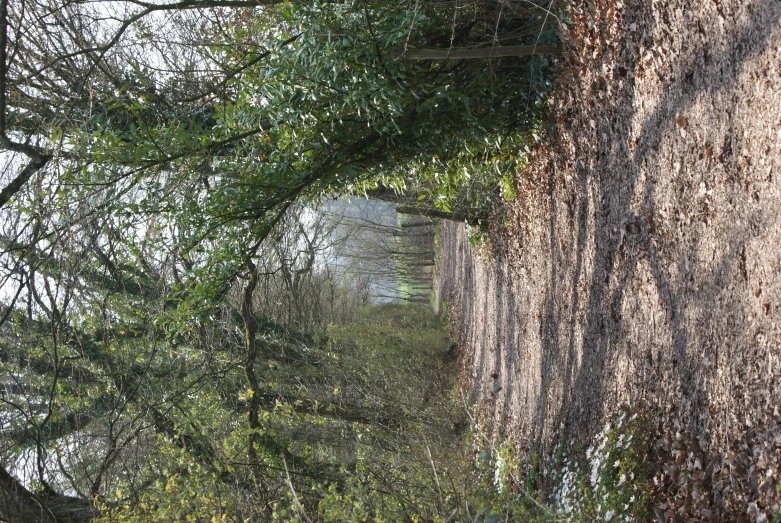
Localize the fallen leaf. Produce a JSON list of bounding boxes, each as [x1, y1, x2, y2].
[[666, 464, 681, 481], [676, 116, 688, 128], [763, 303, 770, 315], [706, 146, 713, 159]]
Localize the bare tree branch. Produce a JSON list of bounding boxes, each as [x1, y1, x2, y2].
[[0, 141, 51, 209]]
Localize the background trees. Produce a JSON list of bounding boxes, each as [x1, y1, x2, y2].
[[320, 197, 437, 305], [0, 193, 457, 520]]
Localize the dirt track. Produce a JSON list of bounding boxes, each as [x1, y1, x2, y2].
[[436, 0, 781, 518]]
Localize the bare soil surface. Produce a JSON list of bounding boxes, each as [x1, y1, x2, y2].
[[436, 0, 781, 519]]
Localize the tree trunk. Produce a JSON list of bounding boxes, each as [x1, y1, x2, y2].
[[364, 186, 480, 223], [394, 205, 471, 223], [241, 259, 269, 502], [0, 465, 97, 523]]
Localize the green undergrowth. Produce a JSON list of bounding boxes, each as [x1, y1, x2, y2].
[[549, 410, 656, 521], [462, 408, 657, 522], [91, 312, 658, 522]]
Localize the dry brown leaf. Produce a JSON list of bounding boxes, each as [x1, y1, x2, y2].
[[676, 116, 689, 128]]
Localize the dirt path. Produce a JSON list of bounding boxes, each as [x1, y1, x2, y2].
[[436, 0, 781, 519]]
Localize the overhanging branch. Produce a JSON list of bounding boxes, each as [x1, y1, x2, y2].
[[389, 44, 559, 61], [0, 138, 52, 209]]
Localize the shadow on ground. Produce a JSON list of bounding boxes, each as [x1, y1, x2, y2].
[[437, 0, 781, 517]]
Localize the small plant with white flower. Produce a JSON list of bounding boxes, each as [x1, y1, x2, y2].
[[550, 410, 655, 521], [492, 441, 512, 493]]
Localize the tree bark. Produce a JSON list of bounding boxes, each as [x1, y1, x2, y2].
[[240, 258, 269, 501], [0, 141, 52, 209], [394, 205, 471, 223], [0, 465, 97, 523], [364, 186, 480, 223]]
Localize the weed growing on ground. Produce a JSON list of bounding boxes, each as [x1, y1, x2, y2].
[[461, 408, 656, 522], [500, 172, 516, 202], [467, 435, 550, 522], [550, 410, 655, 521]]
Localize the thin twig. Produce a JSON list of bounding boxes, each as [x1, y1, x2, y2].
[[398, 0, 421, 60], [424, 437, 444, 513], [282, 457, 313, 523], [531, 0, 555, 55], [526, 0, 556, 111]]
